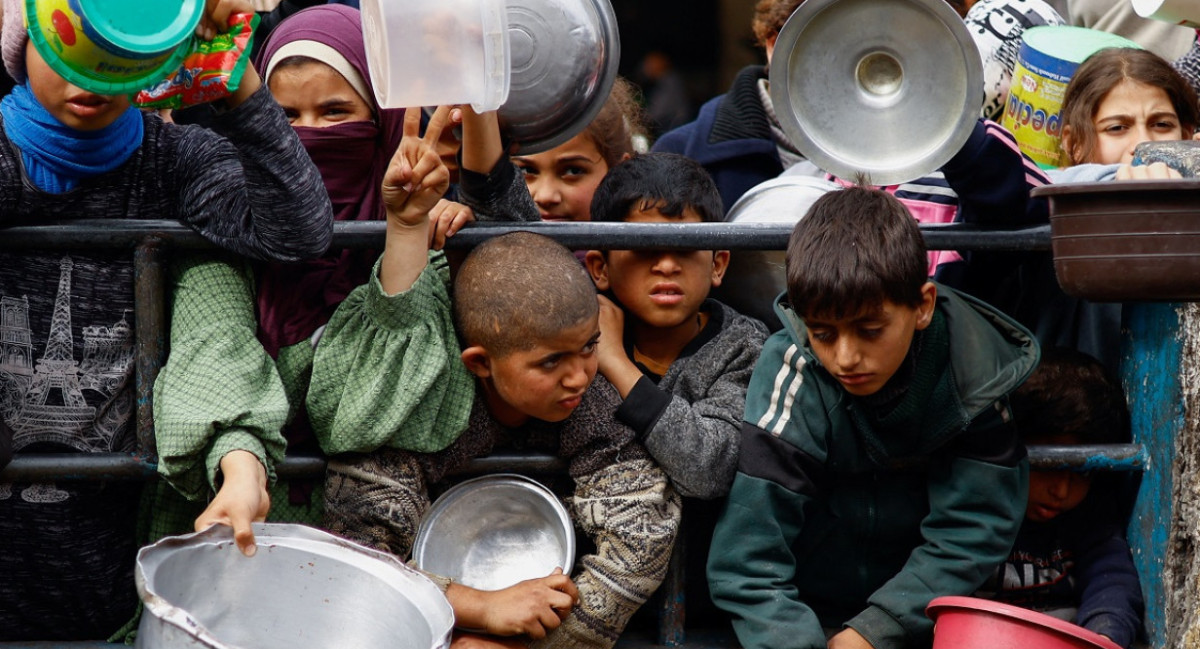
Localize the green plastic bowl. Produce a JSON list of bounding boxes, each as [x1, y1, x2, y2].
[[26, 0, 203, 95]]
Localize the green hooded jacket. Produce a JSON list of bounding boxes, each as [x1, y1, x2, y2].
[[708, 284, 1039, 649]]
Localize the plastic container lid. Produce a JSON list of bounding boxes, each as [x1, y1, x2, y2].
[[1021, 25, 1141, 63], [78, 0, 204, 56], [25, 0, 202, 95]]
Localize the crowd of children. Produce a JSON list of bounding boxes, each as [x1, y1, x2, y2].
[[0, 0, 1185, 645]]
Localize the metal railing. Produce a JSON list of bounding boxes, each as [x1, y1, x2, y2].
[[0, 220, 1143, 649]]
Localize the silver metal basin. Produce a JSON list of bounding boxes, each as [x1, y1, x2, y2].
[[135, 523, 454, 649], [413, 474, 575, 591]]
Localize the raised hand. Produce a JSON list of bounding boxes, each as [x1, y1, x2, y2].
[[383, 105, 453, 227], [379, 106, 454, 295]]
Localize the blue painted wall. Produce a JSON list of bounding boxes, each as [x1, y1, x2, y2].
[[1122, 302, 1184, 648]]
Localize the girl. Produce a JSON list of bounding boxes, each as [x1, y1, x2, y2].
[[0, 0, 333, 640], [1058, 47, 1200, 175], [512, 77, 644, 222], [1019, 47, 1200, 375], [151, 4, 530, 556]]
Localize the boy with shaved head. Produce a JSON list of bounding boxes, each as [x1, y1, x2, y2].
[[309, 108, 681, 649]]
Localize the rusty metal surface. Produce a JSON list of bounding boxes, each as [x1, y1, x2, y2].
[[134, 238, 166, 460]]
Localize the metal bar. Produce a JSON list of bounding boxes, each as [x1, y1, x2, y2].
[[0, 453, 158, 482], [276, 455, 571, 479], [448, 452, 568, 476], [134, 238, 166, 461], [658, 534, 687, 646], [1, 444, 1145, 483], [0, 638, 118, 643], [1026, 444, 1146, 471], [0, 220, 1053, 252]]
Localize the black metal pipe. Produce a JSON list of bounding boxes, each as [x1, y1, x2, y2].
[[134, 238, 166, 461], [0, 445, 1145, 482], [0, 220, 1053, 252], [0, 453, 159, 482]]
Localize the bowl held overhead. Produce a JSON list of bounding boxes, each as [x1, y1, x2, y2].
[[768, 0, 983, 186]]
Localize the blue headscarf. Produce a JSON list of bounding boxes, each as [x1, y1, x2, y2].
[[0, 80, 144, 193]]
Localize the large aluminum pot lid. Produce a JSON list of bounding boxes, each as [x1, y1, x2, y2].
[[413, 474, 576, 591], [497, 0, 620, 154], [770, 0, 982, 186]]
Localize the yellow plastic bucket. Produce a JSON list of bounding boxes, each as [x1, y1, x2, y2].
[[1001, 26, 1140, 168]]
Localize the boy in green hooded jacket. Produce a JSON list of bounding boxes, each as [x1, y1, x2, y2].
[[708, 186, 1038, 649]]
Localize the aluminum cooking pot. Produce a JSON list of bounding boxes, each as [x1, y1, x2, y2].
[[135, 523, 454, 649]]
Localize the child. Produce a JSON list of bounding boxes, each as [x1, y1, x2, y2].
[[150, 2, 416, 551], [151, 4, 534, 555], [1059, 47, 1200, 173], [311, 108, 681, 649], [584, 152, 768, 499], [511, 77, 643, 222], [708, 186, 1038, 649], [0, 0, 332, 641], [1013, 47, 1200, 373], [977, 348, 1144, 649]]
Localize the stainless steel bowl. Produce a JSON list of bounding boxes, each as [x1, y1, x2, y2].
[[135, 523, 454, 649], [497, 0, 620, 154], [413, 474, 575, 591], [770, 0, 982, 185], [715, 174, 841, 330]]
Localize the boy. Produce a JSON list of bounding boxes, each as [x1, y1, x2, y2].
[[978, 348, 1144, 648], [312, 109, 681, 649], [584, 152, 769, 499], [708, 186, 1038, 649]]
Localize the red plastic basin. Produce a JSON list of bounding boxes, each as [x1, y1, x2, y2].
[[927, 596, 1122, 649]]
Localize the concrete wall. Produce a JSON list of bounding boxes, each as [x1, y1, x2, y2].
[[716, 0, 762, 90], [1168, 305, 1200, 649]]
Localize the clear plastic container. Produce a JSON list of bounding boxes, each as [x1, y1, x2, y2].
[[361, 0, 510, 111]]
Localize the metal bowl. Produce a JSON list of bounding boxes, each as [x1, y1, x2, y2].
[[497, 0, 620, 154], [770, 0, 982, 185], [135, 523, 454, 649], [715, 174, 842, 330], [413, 474, 575, 591]]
